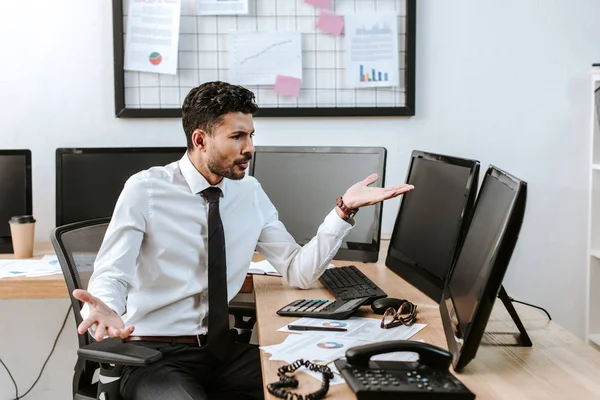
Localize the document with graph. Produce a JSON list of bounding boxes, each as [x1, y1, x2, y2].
[[197, 0, 248, 15], [228, 32, 302, 85], [345, 14, 399, 89], [124, 0, 181, 75]]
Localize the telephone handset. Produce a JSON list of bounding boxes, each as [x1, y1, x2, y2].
[[334, 340, 475, 399]]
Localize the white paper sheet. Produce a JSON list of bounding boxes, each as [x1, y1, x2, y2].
[[260, 334, 347, 385], [0, 259, 61, 278], [228, 32, 302, 85], [264, 317, 426, 385], [263, 332, 422, 385], [248, 260, 281, 276], [299, 361, 346, 386], [344, 14, 399, 88], [268, 332, 365, 363], [279, 317, 426, 343], [197, 0, 248, 15], [124, 0, 181, 75]]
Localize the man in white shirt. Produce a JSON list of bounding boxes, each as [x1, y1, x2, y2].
[[73, 81, 414, 400]]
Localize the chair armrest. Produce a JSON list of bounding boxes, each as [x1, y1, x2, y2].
[[229, 301, 256, 318], [78, 338, 162, 367]]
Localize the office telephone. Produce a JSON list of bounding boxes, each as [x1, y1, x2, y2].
[[334, 340, 475, 400]]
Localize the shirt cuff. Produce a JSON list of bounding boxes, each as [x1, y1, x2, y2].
[[324, 208, 355, 234]]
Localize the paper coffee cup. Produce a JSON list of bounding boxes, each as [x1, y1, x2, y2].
[[9, 215, 36, 259]]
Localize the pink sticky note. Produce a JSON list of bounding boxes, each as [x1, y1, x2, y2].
[[304, 0, 331, 9], [316, 11, 344, 36], [274, 75, 302, 98]]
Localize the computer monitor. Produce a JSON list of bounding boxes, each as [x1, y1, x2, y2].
[[250, 146, 386, 262], [385, 150, 480, 302], [0, 150, 32, 253], [440, 166, 528, 371], [56, 147, 186, 226]]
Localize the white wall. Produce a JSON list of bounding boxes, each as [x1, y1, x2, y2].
[[1, 0, 599, 398]]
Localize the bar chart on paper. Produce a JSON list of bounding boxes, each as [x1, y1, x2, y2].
[[345, 14, 399, 89], [360, 65, 390, 82]]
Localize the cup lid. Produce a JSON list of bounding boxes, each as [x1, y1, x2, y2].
[[9, 215, 36, 224]]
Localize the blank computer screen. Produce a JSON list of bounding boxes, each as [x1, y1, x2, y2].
[[57, 149, 185, 225], [0, 155, 28, 237], [390, 157, 473, 280], [448, 176, 514, 329], [252, 149, 383, 250]]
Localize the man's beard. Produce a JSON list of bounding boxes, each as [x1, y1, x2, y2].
[[207, 151, 252, 181]]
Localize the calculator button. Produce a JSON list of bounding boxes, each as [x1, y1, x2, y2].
[[306, 301, 325, 311], [313, 302, 330, 312]]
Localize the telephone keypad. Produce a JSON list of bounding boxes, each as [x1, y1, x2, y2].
[[335, 343, 475, 399], [350, 367, 466, 393]]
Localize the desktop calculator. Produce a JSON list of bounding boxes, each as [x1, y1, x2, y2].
[[276, 297, 369, 320]]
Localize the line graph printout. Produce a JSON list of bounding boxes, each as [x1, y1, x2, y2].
[[197, 0, 248, 15], [345, 14, 399, 89], [228, 32, 302, 86]]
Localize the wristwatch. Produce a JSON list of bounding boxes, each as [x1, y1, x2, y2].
[[336, 197, 358, 219]]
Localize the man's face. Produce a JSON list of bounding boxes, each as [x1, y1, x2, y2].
[[205, 112, 255, 181]]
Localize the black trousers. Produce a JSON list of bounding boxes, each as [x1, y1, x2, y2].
[[120, 339, 264, 400]]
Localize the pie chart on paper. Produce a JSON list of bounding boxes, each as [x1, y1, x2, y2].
[[317, 341, 344, 349], [149, 52, 162, 66], [323, 321, 347, 328]]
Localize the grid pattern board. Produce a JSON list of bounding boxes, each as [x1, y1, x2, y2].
[[116, 0, 414, 117]]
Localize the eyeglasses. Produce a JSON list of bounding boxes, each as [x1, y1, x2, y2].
[[380, 301, 417, 329]]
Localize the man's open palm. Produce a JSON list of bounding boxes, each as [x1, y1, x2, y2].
[[73, 289, 135, 342], [343, 173, 414, 209]]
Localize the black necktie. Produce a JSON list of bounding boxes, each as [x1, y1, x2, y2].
[[201, 187, 229, 359]]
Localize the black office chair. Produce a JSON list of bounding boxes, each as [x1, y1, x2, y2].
[[51, 217, 257, 400]]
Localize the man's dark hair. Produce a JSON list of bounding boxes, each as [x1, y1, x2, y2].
[[181, 81, 259, 149]]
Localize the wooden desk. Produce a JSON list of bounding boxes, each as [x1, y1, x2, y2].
[[0, 242, 254, 299], [0, 242, 68, 299], [254, 259, 600, 399]]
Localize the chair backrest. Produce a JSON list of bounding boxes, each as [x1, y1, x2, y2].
[[51, 217, 111, 349]]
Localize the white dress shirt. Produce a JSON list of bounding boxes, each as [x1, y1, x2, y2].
[[83, 153, 353, 336]]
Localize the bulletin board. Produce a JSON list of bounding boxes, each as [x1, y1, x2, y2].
[[112, 0, 416, 118]]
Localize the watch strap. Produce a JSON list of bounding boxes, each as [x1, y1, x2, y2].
[[336, 197, 358, 219]]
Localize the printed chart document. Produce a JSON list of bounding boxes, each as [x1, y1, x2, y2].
[[124, 0, 181, 75], [228, 32, 302, 85], [278, 317, 426, 343], [345, 14, 399, 88], [260, 333, 346, 385], [262, 319, 425, 385], [197, 0, 248, 15], [0, 258, 61, 278]]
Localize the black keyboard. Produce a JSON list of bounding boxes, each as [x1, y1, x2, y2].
[[319, 265, 387, 303]]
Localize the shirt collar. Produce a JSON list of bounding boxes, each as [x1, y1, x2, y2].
[[179, 152, 227, 197]]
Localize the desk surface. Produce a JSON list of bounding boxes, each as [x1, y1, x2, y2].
[[254, 258, 600, 399], [0, 242, 68, 299], [0, 242, 253, 299]]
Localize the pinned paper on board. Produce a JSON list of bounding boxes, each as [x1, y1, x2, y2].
[[274, 75, 302, 98], [228, 32, 302, 85], [197, 0, 248, 15], [124, 0, 181, 75], [345, 14, 399, 88], [304, 0, 331, 9], [316, 11, 344, 36]]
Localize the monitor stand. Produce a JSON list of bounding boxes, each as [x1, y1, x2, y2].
[[497, 285, 533, 347]]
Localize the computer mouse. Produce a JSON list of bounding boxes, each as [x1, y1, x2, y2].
[[371, 297, 407, 315]]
